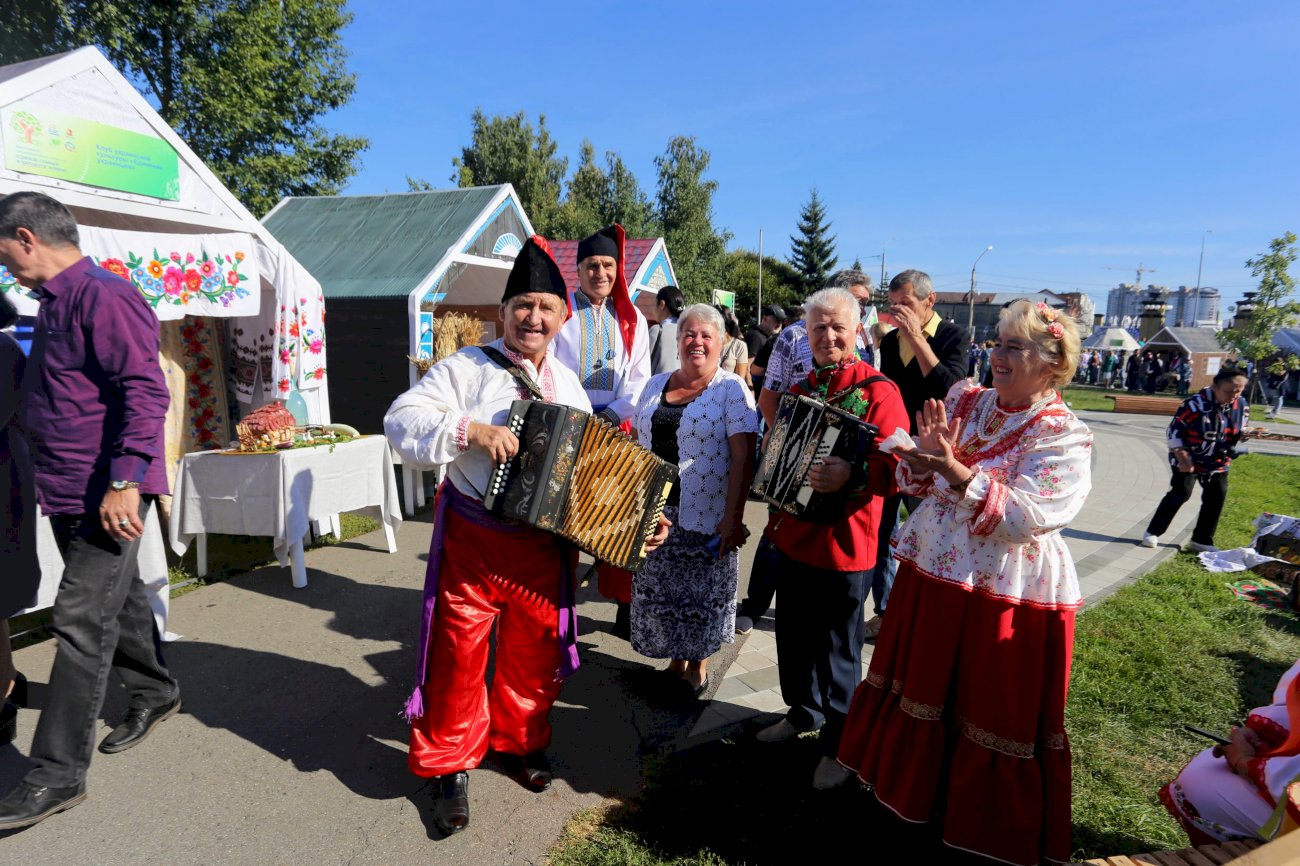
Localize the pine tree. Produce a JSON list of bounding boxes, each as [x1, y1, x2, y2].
[[787, 189, 838, 296]]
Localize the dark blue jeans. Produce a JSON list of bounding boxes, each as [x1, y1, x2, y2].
[[26, 497, 178, 788], [772, 549, 867, 756]]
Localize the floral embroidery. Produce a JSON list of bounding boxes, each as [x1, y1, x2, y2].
[[901, 695, 943, 721], [866, 671, 887, 689], [180, 320, 225, 450], [961, 720, 1035, 759], [103, 248, 251, 310]]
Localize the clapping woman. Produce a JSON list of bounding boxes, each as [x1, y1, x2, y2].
[[630, 304, 758, 700], [837, 300, 1093, 866]]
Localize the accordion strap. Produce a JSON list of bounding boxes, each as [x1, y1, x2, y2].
[[479, 345, 546, 401], [819, 373, 889, 406]]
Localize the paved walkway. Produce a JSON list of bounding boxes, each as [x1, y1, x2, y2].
[[1, 407, 1297, 864]]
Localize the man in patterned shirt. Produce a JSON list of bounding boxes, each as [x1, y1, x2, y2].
[[1141, 366, 1250, 552]]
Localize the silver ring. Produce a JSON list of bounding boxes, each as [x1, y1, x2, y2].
[[118, 518, 130, 528]]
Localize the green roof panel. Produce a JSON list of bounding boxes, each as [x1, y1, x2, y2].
[[263, 186, 504, 299]]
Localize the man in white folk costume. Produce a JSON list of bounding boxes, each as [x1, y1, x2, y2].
[[384, 236, 667, 837], [552, 224, 651, 637]]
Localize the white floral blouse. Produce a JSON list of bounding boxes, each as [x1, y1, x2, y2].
[[633, 368, 759, 535], [893, 379, 1093, 611]]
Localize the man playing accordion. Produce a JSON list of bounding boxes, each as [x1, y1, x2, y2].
[[751, 287, 908, 790], [384, 237, 667, 837]]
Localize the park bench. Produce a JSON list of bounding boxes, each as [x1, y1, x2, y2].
[[1110, 393, 1181, 416]]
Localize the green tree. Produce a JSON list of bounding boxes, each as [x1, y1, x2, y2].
[[2, 0, 369, 217], [1218, 232, 1300, 398], [722, 249, 802, 325], [602, 152, 658, 239], [550, 140, 607, 239], [451, 109, 567, 235], [654, 135, 731, 301], [787, 188, 838, 296]]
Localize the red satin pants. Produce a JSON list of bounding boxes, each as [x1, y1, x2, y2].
[[408, 508, 565, 778]]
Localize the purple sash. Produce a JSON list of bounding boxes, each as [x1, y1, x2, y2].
[[403, 480, 581, 721]]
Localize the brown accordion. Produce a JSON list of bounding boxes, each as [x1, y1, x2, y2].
[[483, 400, 678, 571], [751, 392, 878, 523]]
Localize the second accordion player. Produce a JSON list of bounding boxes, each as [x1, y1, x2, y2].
[[751, 392, 878, 523], [483, 400, 678, 571]]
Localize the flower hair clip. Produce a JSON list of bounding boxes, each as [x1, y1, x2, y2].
[[1035, 301, 1064, 339]]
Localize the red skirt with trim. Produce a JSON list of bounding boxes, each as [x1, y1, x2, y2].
[[837, 560, 1075, 866]]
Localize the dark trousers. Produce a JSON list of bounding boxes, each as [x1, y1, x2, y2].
[[1145, 468, 1229, 547], [737, 533, 780, 621], [772, 549, 867, 756], [26, 498, 178, 788]]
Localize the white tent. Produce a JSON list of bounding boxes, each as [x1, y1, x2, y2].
[[0, 47, 333, 619], [0, 46, 330, 423], [1082, 327, 1140, 351]]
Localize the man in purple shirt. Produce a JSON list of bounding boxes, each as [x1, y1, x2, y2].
[[0, 192, 179, 831]]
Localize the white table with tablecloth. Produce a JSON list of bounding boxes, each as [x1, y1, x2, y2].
[[168, 435, 402, 588]]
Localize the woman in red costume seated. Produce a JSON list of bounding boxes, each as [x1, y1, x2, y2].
[[1162, 658, 1300, 845]]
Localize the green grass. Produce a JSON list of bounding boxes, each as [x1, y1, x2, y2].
[[547, 453, 1300, 865], [1061, 385, 1295, 423]]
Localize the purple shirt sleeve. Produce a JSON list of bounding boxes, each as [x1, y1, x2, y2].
[[86, 281, 170, 483]]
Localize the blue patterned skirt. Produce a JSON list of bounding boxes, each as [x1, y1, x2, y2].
[[630, 506, 738, 661]]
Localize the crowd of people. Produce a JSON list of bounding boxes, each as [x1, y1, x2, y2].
[[0, 193, 1292, 863]]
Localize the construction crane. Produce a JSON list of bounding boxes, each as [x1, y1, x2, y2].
[[1105, 262, 1156, 289]]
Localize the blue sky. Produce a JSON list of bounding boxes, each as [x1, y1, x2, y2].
[[332, 1, 1300, 319]]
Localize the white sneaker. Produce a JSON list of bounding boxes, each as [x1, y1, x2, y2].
[[1140, 533, 1158, 549], [812, 756, 852, 790], [734, 615, 754, 635], [1187, 541, 1220, 553], [756, 719, 801, 743]]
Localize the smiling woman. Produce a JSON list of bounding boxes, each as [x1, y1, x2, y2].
[[629, 302, 758, 702], [837, 299, 1093, 865]]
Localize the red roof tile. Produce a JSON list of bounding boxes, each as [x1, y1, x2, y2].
[[547, 238, 659, 295]]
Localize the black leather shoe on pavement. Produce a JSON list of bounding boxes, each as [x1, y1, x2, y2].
[[98, 695, 182, 754], [497, 751, 553, 792], [433, 771, 470, 836], [0, 780, 87, 830]]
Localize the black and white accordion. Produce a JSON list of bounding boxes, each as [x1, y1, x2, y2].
[[751, 392, 878, 523], [483, 400, 678, 571]]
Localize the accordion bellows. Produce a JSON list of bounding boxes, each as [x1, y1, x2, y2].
[[751, 392, 877, 523], [484, 400, 678, 571]]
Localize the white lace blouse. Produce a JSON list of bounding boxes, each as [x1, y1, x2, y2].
[[893, 380, 1093, 611], [633, 368, 759, 534]]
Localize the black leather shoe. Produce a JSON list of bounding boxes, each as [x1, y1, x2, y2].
[[498, 751, 552, 792], [98, 695, 182, 754], [433, 771, 469, 836], [0, 780, 86, 830]]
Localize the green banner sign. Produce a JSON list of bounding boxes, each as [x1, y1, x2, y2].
[[712, 289, 736, 309], [3, 104, 180, 200]]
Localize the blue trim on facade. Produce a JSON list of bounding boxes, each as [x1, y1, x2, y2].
[[460, 197, 525, 251]]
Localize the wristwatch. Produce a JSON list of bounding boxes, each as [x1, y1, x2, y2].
[[109, 480, 141, 491]]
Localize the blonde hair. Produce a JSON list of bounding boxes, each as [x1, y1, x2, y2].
[[998, 300, 1082, 390]]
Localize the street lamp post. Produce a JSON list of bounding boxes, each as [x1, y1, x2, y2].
[[968, 245, 993, 337], [1191, 229, 1211, 326]]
